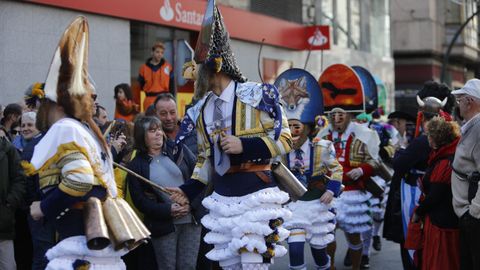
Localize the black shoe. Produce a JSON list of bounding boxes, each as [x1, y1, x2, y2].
[[343, 249, 352, 267], [372, 235, 382, 251], [360, 255, 370, 269]]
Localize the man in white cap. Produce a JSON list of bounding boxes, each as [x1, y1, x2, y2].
[[451, 78, 480, 270]]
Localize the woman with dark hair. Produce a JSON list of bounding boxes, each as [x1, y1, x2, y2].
[[114, 83, 139, 122], [410, 116, 461, 270], [127, 116, 200, 270]]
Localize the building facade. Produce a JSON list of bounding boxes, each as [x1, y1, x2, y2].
[[392, 0, 479, 113], [0, 0, 394, 116]]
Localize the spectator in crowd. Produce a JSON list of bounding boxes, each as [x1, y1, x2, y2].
[[138, 42, 174, 110], [12, 112, 40, 153], [410, 116, 460, 270], [0, 136, 26, 270], [109, 120, 132, 164], [10, 122, 21, 144], [154, 93, 197, 155], [114, 83, 139, 122], [11, 112, 41, 269], [0, 103, 22, 141], [128, 116, 200, 270], [154, 93, 179, 140], [19, 111, 53, 270], [388, 111, 416, 149], [93, 105, 109, 132], [450, 78, 480, 270]]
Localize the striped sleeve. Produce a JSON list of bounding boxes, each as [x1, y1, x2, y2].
[[241, 107, 292, 160], [57, 151, 94, 197]]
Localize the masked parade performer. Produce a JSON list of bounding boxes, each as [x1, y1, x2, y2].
[[167, 1, 293, 269], [22, 17, 145, 269], [316, 64, 380, 270], [273, 69, 343, 270]]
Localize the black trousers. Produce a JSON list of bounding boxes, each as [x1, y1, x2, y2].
[[459, 212, 480, 270]]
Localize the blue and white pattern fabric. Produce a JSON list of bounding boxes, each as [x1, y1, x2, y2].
[[237, 82, 283, 140]]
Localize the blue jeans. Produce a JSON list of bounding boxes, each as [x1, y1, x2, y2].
[[27, 216, 56, 270]]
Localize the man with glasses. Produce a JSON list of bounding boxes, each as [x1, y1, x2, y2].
[[451, 79, 480, 270]]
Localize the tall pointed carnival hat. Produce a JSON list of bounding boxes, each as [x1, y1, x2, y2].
[[274, 68, 324, 123], [194, 0, 246, 82], [318, 64, 366, 113], [43, 16, 95, 121]]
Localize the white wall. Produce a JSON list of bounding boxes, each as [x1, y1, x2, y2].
[[0, 0, 130, 115]]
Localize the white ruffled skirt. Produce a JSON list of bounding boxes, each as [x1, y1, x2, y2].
[[45, 236, 127, 270], [201, 187, 291, 265], [284, 199, 335, 248], [334, 190, 372, 234]]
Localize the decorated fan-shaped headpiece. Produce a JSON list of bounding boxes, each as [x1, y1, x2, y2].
[[274, 68, 323, 123], [194, 0, 246, 82], [43, 16, 95, 121], [24, 82, 45, 109], [319, 64, 365, 113], [352, 66, 377, 114]]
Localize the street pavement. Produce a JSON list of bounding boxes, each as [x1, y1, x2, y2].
[[272, 231, 403, 269]]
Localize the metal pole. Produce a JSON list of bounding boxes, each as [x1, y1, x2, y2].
[[441, 6, 480, 84]]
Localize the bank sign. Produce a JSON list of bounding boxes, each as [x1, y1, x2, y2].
[[27, 0, 330, 50], [159, 0, 204, 26]]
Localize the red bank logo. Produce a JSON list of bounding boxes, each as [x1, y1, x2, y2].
[[159, 0, 204, 26]]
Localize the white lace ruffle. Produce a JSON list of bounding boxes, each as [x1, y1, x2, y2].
[[201, 188, 291, 263], [45, 236, 127, 269], [336, 191, 372, 234], [284, 200, 336, 246], [202, 188, 290, 217]]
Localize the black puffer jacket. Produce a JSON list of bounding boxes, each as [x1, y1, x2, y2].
[[127, 140, 196, 237], [0, 137, 26, 239]]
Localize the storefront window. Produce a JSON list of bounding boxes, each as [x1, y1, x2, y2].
[[130, 21, 191, 95]]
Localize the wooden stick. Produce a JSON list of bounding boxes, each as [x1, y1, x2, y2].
[[103, 120, 116, 138], [113, 162, 172, 195]]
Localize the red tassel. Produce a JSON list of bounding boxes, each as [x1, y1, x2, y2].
[[414, 111, 423, 138]]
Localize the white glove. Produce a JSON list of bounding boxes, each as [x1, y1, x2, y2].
[[346, 168, 364, 181]]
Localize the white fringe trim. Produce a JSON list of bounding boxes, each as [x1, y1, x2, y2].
[[337, 190, 372, 203], [202, 187, 290, 217], [309, 233, 335, 247], [335, 191, 372, 234], [45, 236, 127, 261], [284, 200, 334, 229]]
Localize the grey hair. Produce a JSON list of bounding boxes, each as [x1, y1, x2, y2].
[[22, 111, 37, 123]]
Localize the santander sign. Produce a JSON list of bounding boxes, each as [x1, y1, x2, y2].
[[159, 0, 204, 26]]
